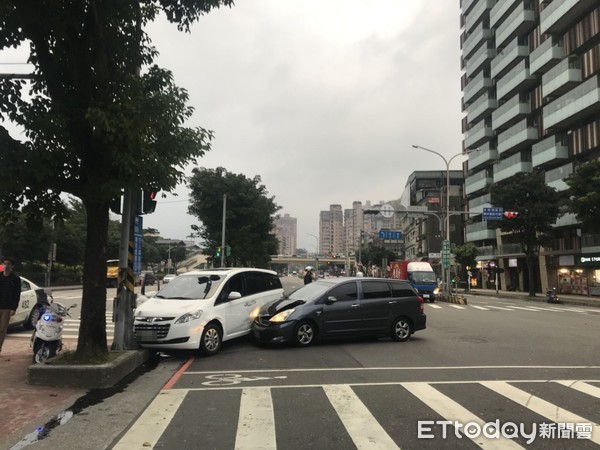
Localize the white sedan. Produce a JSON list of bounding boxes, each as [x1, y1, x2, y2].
[[9, 277, 51, 330]]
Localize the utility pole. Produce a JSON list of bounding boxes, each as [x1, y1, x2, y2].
[[221, 194, 226, 268]]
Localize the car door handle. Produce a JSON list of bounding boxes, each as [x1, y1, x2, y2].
[[389, 301, 397, 304], [351, 304, 360, 308], [244, 300, 256, 307]]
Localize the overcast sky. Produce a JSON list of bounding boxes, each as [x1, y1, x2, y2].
[[5, 1, 465, 251]]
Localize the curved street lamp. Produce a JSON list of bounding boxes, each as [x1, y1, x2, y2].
[[412, 145, 467, 295]]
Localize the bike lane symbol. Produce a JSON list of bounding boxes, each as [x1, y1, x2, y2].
[[202, 373, 288, 386]]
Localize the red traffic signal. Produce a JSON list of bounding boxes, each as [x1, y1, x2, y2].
[[503, 211, 520, 219]]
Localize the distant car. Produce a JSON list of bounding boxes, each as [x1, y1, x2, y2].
[[133, 268, 284, 355], [9, 276, 52, 330], [162, 274, 177, 284], [251, 277, 426, 347]]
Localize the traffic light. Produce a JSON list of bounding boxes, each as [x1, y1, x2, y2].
[[363, 209, 380, 215], [503, 211, 520, 219], [142, 190, 158, 214], [216, 247, 221, 257]]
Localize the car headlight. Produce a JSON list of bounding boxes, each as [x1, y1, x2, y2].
[[270, 309, 295, 323], [433, 287, 440, 295], [175, 309, 203, 324], [249, 305, 262, 320]]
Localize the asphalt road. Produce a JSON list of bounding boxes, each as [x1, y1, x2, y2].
[[16, 277, 600, 449]]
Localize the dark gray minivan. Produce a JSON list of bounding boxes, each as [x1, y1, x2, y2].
[[251, 277, 426, 346]]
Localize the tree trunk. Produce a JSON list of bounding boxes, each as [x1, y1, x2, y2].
[[526, 254, 536, 297], [75, 197, 110, 360]]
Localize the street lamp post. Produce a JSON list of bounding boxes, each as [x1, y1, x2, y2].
[[307, 233, 319, 274], [412, 145, 466, 296]]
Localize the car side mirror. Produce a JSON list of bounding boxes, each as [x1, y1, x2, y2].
[[228, 291, 242, 300], [326, 296, 337, 304]]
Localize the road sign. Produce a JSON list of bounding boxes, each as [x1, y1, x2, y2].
[[406, 205, 428, 212], [133, 216, 143, 275], [380, 204, 395, 218], [483, 207, 503, 220], [379, 230, 403, 240], [442, 239, 451, 268]]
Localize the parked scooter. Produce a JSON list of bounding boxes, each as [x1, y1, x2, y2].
[[31, 301, 77, 363], [546, 287, 560, 304]]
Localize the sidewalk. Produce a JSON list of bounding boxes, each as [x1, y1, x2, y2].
[[464, 288, 600, 308], [0, 337, 86, 450]]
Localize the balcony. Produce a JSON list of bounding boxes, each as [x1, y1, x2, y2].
[[545, 162, 573, 191], [462, 0, 477, 16], [468, 193, 492, 213], [490, 0, 520, 28], [494, 152, 532, 183], [491, 37, 529, 79], [464, 120, 494, 148], [463, 22, 493, 59], [465, 169, 493, 195], [468, 145, 499, 170], [529, 37, 564, 75], [465, 45, 496, 78], [544, 75, 600, 129], [497, 119, 538, 155], [492, 94, 531, 131], [464, 0, 495, 32], [496, 60, 537, 100], [542, 57, 582, 99], [466, 221, 497, 242], [540, 0, 598, 34], [464, 71, 493, 104], [532, 134, 569, 168], [467, 93, 497, 123], [494, 2, 536, 48]]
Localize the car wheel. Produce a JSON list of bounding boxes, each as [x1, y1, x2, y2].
[[33, 341, 58, 364], [293, 320, 317, 347], [23, 305, 41, 331], [391, 317, 412, 342], [199, 323, 222, 356]]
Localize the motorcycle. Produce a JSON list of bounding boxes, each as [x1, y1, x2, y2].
[[31, 301, 77, 363], [546, 288, 560, 304]]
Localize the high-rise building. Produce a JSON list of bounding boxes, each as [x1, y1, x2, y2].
[[460, 0, 600, 294], [319, 205, 344, 256], [274, 213, 297, 256]]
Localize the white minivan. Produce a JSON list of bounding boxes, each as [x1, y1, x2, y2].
[[133, 268, 284, 355]]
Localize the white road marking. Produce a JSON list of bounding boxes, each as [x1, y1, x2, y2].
[[235, 387, 276, 449], [427, 304, 442, 309], [112, 389, 187, 449], [555, 380, 600, 399], [486, 305, 516, 311], [323, 384, 399, 450], [480, 381, 600, 445], [402, 382, 524, 449], [507, 306, 543, 312], [449, 304, 466, 309], [471, 305, 489, 310]]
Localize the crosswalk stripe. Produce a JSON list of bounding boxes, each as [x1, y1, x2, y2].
[[487, 305, 515, 311], [471, 305, 489, 310], [112, 389, 187, 449], [323, 384, 399, 450], [555, 380, 600, 399], [402, 382, 524, 449], [480, 381, 600, 445], [505, 306, 541, 311], [235, 388, 276, 450], [428, 304, 442, 309], [449, 304, 466, 309]]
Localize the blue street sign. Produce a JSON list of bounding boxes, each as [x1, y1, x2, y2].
[[133, 216, 143, 275], [483, 207, 503, 221], [379, 230, 403, 240]]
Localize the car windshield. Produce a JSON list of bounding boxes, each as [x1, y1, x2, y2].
[[412, 271, 437, 283], [154, 274, 223, 300], [287, 282, 332, 302]]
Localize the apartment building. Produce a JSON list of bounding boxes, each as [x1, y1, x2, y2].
[[274, 213, 297, 256], [461, 0, 600, 295], [319, 204, 344, 256]]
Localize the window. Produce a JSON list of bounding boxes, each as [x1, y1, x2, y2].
[[328, 282, 358, 302], [245, 272, 268, 296], [361, 281, 391, 300], [391, 282, 416, 298]]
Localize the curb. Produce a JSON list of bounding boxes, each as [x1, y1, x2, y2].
[[27, 350, 150, 389]]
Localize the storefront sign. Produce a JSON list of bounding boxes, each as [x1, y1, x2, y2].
[[578, 254, 600, 265]]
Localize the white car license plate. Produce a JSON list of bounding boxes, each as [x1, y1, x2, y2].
[[137, 330, 157, 340], [423, 294, 430, 298]]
